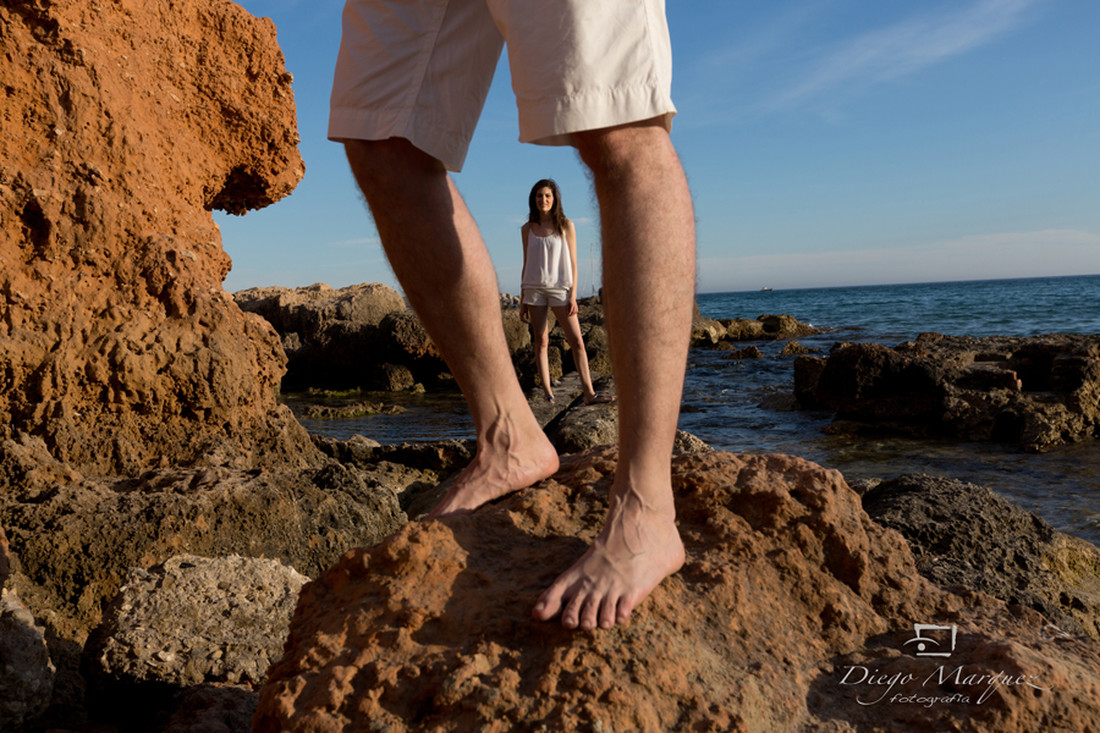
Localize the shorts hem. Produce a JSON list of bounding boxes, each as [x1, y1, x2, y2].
[[521, 286, 572, 307], [328, 107, 472, 172], [518, 83, 676, 147]]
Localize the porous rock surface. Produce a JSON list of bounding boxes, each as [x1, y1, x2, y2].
[[255, 450, 1100, 731], [862, 474, 1100, 640], [84, 554, 307, 691], [795, 333, 1100, 451], [0, 0, 312, 476]]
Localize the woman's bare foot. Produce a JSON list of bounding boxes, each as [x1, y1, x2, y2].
[[583, 392, 616, 405], [532, 481, 684, 630], [427, 413, 559, 518]]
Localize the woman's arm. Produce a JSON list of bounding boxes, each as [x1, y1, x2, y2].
[[519, 223, 530, 321], [565, 219, 579, 316]]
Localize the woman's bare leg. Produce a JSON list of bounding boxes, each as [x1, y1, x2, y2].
[[528, 305, 554, 400], [344, 139, 559, 516], [550, 305, 603, 402]]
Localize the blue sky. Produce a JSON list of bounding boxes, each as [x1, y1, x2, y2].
[[218, 0, 1100, 295]]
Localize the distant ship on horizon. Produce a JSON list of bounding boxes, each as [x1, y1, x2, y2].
[[760, 286, 773, 292]]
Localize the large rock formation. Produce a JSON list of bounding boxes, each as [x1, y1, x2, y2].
[[861, 474, 1100, 640], [692, 306, 818, 347], [233, 284, 616, 395], [0, 0, 313, 476], [233, 283, 449, 392], [795, 333, 1100, 451], [254, 450, 1100, 731]]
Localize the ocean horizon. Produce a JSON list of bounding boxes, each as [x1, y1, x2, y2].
[[293, 273, 1100, 546]]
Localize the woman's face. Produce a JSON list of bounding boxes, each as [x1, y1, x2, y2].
[[535, 186, 555, 215]]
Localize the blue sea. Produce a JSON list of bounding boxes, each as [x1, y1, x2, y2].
[[293, 274, 1100, 546]]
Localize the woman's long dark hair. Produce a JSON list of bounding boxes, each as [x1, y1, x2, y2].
[[527, 179, 568, 234]]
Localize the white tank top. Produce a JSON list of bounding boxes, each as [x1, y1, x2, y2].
[[521, 228, 573, 289]]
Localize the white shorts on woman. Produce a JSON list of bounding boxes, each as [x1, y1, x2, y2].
[[521, 287, 570, 308], [329, 0, 677, 172]]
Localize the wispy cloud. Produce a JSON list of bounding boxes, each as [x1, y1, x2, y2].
[[767, 0, 1039, 111]]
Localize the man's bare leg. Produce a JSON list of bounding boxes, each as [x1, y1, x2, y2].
[[533, 120, 695, 630], [345, 139, 559, 516]]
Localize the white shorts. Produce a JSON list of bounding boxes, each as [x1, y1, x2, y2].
[[522, 287, 570, 307], [329, 0, 676, 172]]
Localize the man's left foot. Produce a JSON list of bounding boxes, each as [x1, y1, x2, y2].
[[532, 482, 683, 630]]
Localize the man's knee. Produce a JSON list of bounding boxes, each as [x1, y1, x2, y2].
[[573, 117, 672, 175]]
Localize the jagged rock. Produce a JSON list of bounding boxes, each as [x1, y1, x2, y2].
[[254, 450, 1100, 731], [723, 345, 764, 360], [759, 313, 818, 338], [672, 430, 713, 455], [691, 305, 727, 345], [500, 305, 532, 355], [724, 317, 768, 340], [725, 314, 818, 343], [377, 363, 417, 392], [83, 555, 307, 710], [794, 334, 1100, 451], [0, 588, 55, 730], [863, 474, 1100, 640], [0, 455, 405, 645], [232, 283, 446, 391], [233, 283, 406, 336], [781, 340, 818, 356], [541, 377, 619, 454], [0, 0, 312, 476]]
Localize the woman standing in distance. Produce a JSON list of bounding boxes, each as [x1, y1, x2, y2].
[[520, 179, 615, 406]]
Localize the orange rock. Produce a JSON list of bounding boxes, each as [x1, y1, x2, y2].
[[0, 0, 313, 475], [255, 450, 1100, 731]]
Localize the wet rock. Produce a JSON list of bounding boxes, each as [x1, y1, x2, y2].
[[794, 334, 1100, 451], [254, 450, 1100, 731], [542, 378, 619, 454], [759, 313, 818, 339], [724, 317, 768, 341], [723, 345, 764, 360], [863, 474, 1100, 639], [83, 554, 306, 718], [0, 0, 312, 476], [0, 588, 55, 729], [781, 340, 819, 356], [300, 401, 406, 420], [694, 308, 817, 348]]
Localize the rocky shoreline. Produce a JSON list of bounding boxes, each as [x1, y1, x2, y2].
[[3, 1, 1099, 730]]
